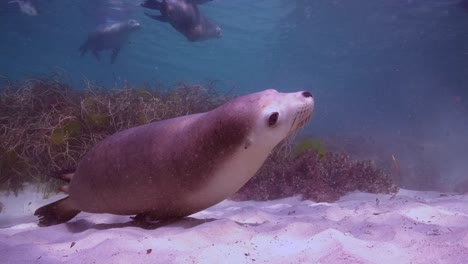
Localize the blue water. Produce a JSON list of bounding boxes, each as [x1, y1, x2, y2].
[[1, 0, 290, 88], [1, 0, 468, 188]]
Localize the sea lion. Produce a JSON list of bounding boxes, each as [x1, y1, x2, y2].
[[459, 0, 468, 12], [8, 0, 37, 16], [141, 0, 222, 41], [35, 89, 314, 226], [79, 19, 141, 64]]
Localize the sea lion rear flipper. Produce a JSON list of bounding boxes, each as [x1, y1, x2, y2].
[[144, 13, 169, 22], [34, 197, 81, 227], [141, 0, 163, 10]]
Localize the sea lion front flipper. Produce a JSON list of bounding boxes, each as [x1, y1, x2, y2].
[[141, 0, 163, 10], [131, 213, 159, 222], [34, 197, 81, 227], [131, 213, 179, 225], [144, 12, 169, 22], [111, 47, 120, 64]]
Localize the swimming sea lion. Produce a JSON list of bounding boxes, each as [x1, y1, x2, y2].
[[35, 89, 314, 226], [459, 0, 468, 12], [141, 0, 221, 41], [79, 19, 141, 64], [8, 0, 37, 16]]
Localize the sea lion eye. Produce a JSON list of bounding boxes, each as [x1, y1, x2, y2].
[[268, 112, 279, 127]]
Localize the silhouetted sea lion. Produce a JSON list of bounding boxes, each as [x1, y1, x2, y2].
[[459, 0, 468, 12], [34, 89, 314, 226], [79, 19, 141, 64], [141, 0, 221, 41]]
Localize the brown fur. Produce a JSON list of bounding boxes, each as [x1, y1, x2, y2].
[[34, 90, 314, 226], [35, 94, 258, 225]]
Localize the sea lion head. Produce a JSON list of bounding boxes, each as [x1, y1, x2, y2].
[[103, 19, 141, 34], [125, 19, 142, 32], [203, 88, 314, 166], [241, 89, 314, 151], [179, 89, 314, 209]]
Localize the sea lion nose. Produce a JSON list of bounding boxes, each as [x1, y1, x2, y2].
[[302, 91, 313, 98]]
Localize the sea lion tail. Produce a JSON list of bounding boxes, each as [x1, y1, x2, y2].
[[34, 197, 81, 227]]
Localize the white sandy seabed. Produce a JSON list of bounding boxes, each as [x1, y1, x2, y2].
[[0, 187, 467, 264]]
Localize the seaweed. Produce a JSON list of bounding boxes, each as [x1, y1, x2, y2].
[[0, 75, 398, 201], [233, 148, 399, 203], [0, 75, 229, 195], [294, 137, 327, 158]]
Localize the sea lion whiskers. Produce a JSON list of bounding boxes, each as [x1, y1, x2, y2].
[[288, 102, 313, 137]]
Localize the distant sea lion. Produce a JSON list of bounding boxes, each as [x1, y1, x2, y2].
[[8, 0, 37, 16], [79, 19, 141, 64], [459, 0, 468, 12], [35, 89, 314, 226], [141, 0, 221, 41]]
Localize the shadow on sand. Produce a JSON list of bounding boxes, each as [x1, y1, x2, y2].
[[65, 217, 218, 233]]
